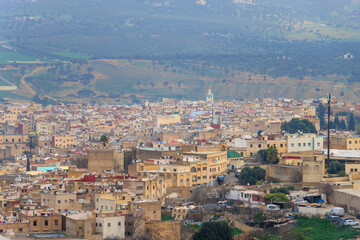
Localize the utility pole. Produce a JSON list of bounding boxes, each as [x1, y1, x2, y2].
[[327, 93, 331, 166]]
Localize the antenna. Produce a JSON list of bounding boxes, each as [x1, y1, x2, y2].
[[327, 93, 331, 166]]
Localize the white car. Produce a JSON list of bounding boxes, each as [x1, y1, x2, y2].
[[343, 219, 359, 226]]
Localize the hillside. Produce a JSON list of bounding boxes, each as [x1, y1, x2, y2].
[[0, 59, 359, 103], [0, 0, 359, 100]]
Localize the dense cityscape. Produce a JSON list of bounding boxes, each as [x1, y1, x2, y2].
[[0, 91, 358, 239]]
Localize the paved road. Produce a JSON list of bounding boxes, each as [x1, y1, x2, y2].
[[225, 172, 239, 185]]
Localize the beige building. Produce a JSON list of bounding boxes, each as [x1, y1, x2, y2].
[[156, 113, 181, 127], [302, 154, 325, 184], [41, 192, 77, 213], [95, 216, 125, 240], [331, 136, 360, 150], [53, 135, 76, 148], [95, 193, 132, 214], [88, 150, 124, 173], [129, 200, 161, 221], [247, 137, 287, 157], [66, 213, 94, 239]]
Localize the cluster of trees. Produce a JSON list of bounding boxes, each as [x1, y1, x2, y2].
[[192, 222, 233, 240], [282, 118, 317, 134], [257, 146, 279, 164], [317, 104, 356, 131], [264, 193, 290, 202], [237, 166, 266, 185], [328, 160, 345, 176], [269, 185, 295, 194]]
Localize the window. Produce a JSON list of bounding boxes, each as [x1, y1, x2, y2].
[[203, 167, 207, 170], [298, 143, 301, 147], [349, 141, 352, 144], [258, 144, 261, 148], [54, 220, 58, 226], [33, 220, 37, 226], [19, 228, 23, 232], [45, 220, 48, 226], [350, 169, 353, 172], [118, 222, 121, 226], [291, 143, 294, 147], [317, 142, 320, 146], [96, 223, 98, 227], [99, 223, 102, 227], [280, 144, 283, 147], [308, 143, 311, 146], [58, 200, 61, 204], [108, 223, 111, 227], [303, 143, 306, 147]]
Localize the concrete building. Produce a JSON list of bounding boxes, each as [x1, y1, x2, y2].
[[331, 136, 360, 150], [88, 150, 124, 173], [286, 134, 323, 153], [41, 192, 77, 213], [95, 216, 125, 240]]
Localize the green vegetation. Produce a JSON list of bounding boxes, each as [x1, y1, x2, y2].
[[0, 48, 39, 65], [237, 166, 266, 185], [257, 146, 279, 164], [283, 118, 317, 134], [185, 224, 201, 231], [264, 193, 290, 202], [291, 216, 360, 240], [52, 52, 88, 60], [328, 161, 345, 175], [270, 185, 295, 194], [161, 214, 174, 221], [254, 212, 265, 226], [192, 222, 233, 240], [230, 227, 243, 236]]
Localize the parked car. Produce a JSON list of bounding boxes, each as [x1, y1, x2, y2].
[[343, 219, 359, 226], [266, 204, 280, 211], [246, 220, 255, 227], [328, 215, 341, 223]]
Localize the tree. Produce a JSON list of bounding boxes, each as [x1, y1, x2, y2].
[[192, 222, 233, 240], [254, 212, 265, 226], [100, 135, 109, 148], [328, 161, 345, 174], [340, 119, 347, 130], [256, 149, 267, 163], [237, 166, 266, 185], [334, 116, 340, 129], [317, 103, 326, 130], [348, 113, 355, 131], [264, 193, 290, 202], [266, 146, 279, 164], [283, 118, 317, 134], [25, 134, 38, 171]]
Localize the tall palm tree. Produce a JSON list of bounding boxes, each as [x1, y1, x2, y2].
[[25, 134, 38, 171], [266, 145, 279, 164], [100, 135, 108, 149]]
